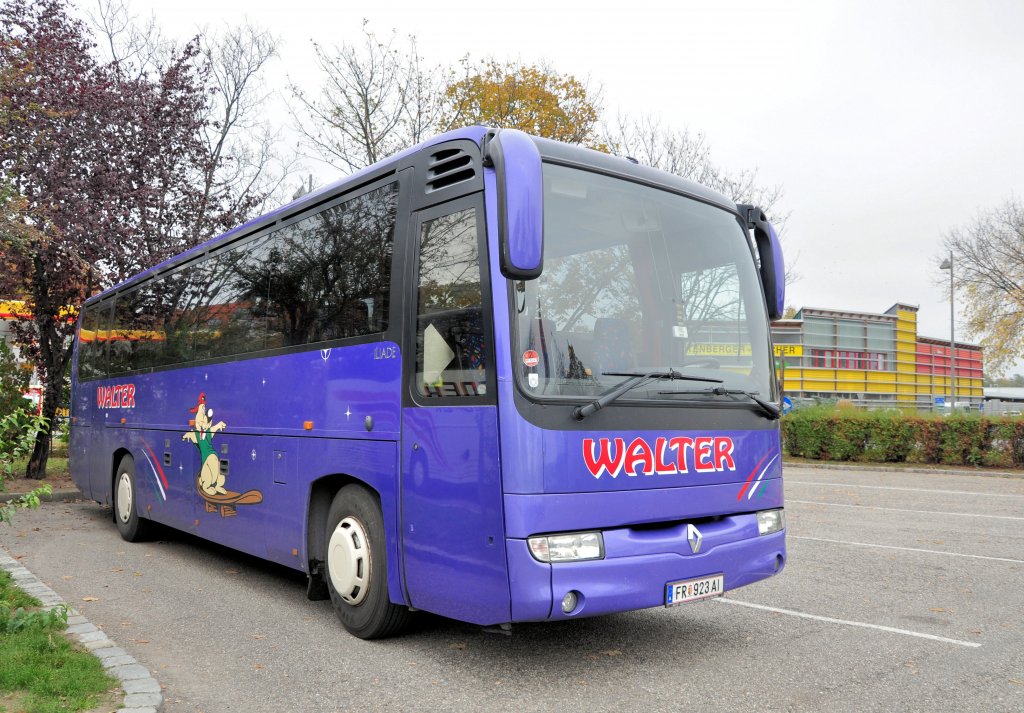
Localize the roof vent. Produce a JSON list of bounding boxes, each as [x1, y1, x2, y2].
[[426, 147, 475, 192]]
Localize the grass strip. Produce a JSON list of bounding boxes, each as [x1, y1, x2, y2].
[[0, 571, 118, 713], [7, 456, 69, 476]]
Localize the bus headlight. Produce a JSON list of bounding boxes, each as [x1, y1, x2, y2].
[[528, 531, 605, 562], [757, 508, 785, 535]]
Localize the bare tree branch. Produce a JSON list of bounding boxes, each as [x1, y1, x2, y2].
[[195, 21, 297, 236], [288, 20, 450, 173], [942, 196, 1024, 374], [87, 0, 170, 78]]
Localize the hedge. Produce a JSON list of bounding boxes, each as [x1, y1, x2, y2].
[[781, 406, 1024, 468]]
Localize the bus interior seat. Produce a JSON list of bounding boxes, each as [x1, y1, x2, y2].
[[592, 318, 639, 373], [446, 309, 487, 372]]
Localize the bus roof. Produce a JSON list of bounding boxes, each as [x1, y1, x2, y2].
[[86, 125, 739, 305], [530, 135, 736, 213], [88, 126, 490, 304]]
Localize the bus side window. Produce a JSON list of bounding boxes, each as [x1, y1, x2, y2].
[[214, 234, 274, 357], [77, 303, 101, 380], [414, 208, 488, 398], [108, 289, 140, 375], [189, 255, 226, 362], [89, 301, 114, 380], [160, 268, 197, 367], [132, 282, 167, 371], [265, 182, 398, 349]]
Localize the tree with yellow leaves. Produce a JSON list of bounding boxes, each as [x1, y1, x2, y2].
[[942, 197, 1024, 374], [289, 22, 606, 173], [440, 59, 604, 149]]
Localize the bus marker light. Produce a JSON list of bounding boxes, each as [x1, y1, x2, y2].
[[303, 421, 313, 430], [120, 417, 126, 424]]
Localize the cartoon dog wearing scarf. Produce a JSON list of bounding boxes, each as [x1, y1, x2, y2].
[[183, 392, 262, 517]]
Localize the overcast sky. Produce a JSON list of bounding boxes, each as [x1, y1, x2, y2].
[[124, 0, 1024, 361]]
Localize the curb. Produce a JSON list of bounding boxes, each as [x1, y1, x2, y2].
[[0, 546, 163, 712], [0, 487, 83, 504], [782, 460, 1024, 479]]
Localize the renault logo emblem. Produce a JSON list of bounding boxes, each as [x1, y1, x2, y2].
[[686, 523, 703, 554]]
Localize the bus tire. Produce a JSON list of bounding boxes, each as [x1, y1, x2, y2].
[[113, 455, 150, 542], [325, 485, 410, 639]]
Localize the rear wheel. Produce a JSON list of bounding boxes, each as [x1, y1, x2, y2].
[[113, 455, 150, 542], [325, 485, 410, 639]]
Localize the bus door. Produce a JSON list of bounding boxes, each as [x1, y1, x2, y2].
[[400, 196, 511, 625]]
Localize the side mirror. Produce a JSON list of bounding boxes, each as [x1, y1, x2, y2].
[[483, 129, 543, 279], [738, 204, 785, 320]]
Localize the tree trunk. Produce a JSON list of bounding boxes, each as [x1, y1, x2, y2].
[[24, 344, 67, 481], [25, 358, 64, 480], [25, 420, 51, 479]]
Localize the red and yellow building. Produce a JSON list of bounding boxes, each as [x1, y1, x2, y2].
[[771, 303, 983, 410], [1, 299, 77, 415]]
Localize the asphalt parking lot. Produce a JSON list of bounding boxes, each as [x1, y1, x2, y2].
[[1, 465, 1022, 712]]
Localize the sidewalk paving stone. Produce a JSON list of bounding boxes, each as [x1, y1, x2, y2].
[[0, 545, 165, 711]]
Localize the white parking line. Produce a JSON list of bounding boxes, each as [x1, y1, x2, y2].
[[788, 499, 1024, 521], [714, 598, 981, 648], [787, 480, 1024, 499], [791, 535, 1024, 564]]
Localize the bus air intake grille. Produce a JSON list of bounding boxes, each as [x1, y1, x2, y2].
[[426, 148, 475, 192]]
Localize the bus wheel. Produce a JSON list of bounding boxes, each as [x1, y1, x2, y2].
[[113, 455, 150, 542], [325, 485, 410, 639]]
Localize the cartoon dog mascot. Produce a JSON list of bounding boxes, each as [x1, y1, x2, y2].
[[182, 393, 262, 517], [182, 392, 227, 495]]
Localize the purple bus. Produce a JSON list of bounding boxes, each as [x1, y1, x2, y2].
[[69, 127, 787, 639]]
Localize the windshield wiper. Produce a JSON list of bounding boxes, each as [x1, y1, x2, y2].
[[658, 385, 781, 420], [573, 370, 724, 421]]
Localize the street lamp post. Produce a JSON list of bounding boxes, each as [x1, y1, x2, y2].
[[939, 252, 955, 410]]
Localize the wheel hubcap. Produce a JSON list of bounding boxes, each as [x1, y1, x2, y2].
[[327, 516, 371, 605], [116, 472, 132, 524]]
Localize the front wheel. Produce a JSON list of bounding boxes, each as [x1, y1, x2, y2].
[[113, 455, 151, 542], [325, 485, 411, 639]]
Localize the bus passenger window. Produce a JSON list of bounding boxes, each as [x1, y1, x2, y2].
[[77, 303, 103, 380], [89, 302, 114, 379], [265, 182, 398, 349], [415, 208, 488, 398], [108, 290, 142, 375]]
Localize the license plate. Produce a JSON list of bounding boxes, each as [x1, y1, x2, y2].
[[665, 573, 724, 606]]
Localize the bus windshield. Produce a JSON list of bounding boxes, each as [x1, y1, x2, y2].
[[515, 163, 775, 404]]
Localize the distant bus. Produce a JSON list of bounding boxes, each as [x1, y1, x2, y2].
[[69, 127, 787, 639]]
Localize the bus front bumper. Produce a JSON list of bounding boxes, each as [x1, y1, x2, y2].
[[506, 526, 786, 622]]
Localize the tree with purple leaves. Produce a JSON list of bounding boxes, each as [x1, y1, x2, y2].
[[0, 0, 262, 478]]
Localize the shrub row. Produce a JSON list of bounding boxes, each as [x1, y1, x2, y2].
[[781, 406, 1024, 468]]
